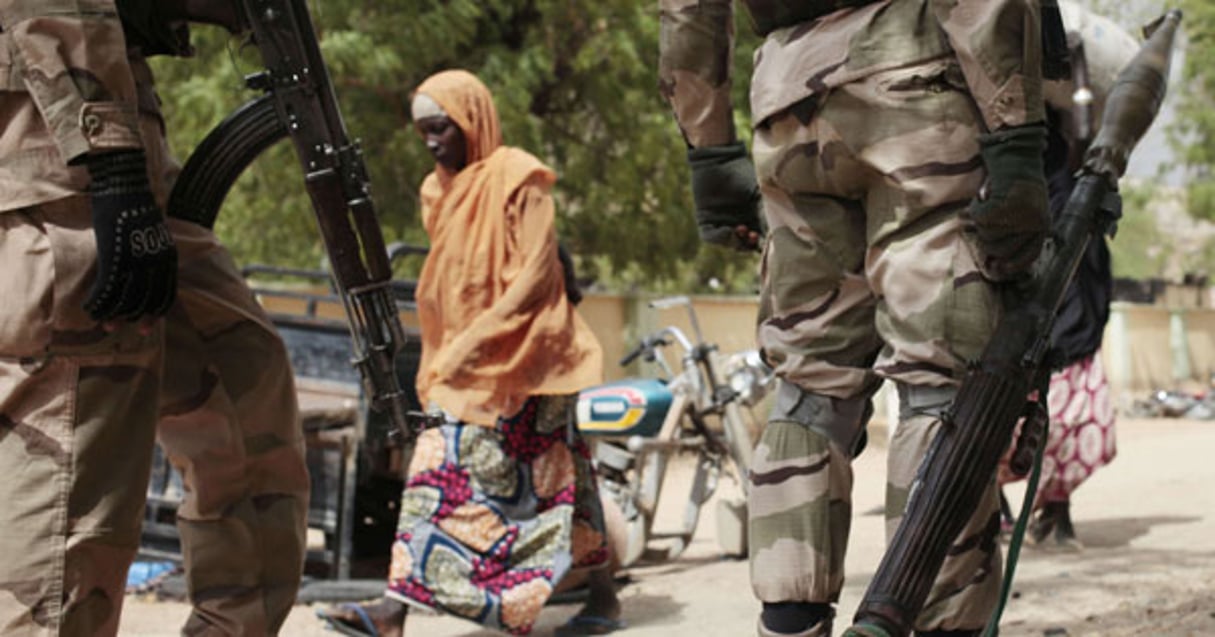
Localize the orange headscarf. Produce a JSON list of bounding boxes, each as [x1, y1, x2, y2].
[[412, 70, 603, 426]]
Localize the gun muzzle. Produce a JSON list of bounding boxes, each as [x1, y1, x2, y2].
[[1083, 9, 1182, 181]]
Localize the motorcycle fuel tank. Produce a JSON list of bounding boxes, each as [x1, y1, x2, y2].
[[576, 378, 674, 438]]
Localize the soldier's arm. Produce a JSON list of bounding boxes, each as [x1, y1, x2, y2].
[[0, 0, 144, 164], [658, 0, 762, 250], [658, 0, 737, 148], [931, 0, 1047, 131], [934, 0, 1051, 282]]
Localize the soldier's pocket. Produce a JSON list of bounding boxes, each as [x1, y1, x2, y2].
[[881, 58, 967, 94], [947, 230, 1000, 363], [39, 197, 105, 338], [877, 59, 973, 118], [0, 209, 55, 356]]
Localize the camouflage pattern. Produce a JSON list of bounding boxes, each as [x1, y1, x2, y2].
[[886, 413, 1001, 631], [749, 403, 1002, 632], [657, 0, 737, 148], [0, 2, 310, 634], [658, 0, 1045, 150], [747, 56, 1003, 630], [0, 0, 144, 213], [754, 57, 999, 394], [659, 0, 1043, 632], [749, 419, 853, 609], [0, 196, 162, 637], [129, 40, 310, 637], [159, 216, 309, 637]]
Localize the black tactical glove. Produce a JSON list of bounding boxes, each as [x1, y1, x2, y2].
[[962, 124, 1051, 281], [84, 150, 178, 322], [687, 142, 763, 251]]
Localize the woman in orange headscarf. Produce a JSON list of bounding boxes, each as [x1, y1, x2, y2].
[[316, 70, 622, 636]]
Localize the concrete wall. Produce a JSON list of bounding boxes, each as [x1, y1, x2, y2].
[[578, 294, 760, 382], [1102, 303, 1215, 407], [256, 286, 1215, 410], [583, 294, 1215, 410]]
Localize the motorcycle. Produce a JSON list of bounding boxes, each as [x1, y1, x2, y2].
[[576, 296, 773, 566]]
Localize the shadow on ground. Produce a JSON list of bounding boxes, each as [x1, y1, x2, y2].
[[437, 593, 684, 636], [1069, 515, 1200, 549]]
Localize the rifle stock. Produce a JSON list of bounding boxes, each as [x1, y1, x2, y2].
[[845, 10, 1182, 637]]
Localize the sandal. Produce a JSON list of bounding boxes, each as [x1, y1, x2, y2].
[[316, 602, 381, 637]]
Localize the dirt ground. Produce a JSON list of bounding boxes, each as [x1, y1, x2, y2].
[[118, 417, 1215, 636]]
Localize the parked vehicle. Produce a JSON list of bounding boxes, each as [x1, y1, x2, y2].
[[576, 296, 773, 566], [1126, 381, 1215, 420]]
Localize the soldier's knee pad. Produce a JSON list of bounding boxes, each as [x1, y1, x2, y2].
[[768, 380, 872, 457], [895, 382, 958, 423]]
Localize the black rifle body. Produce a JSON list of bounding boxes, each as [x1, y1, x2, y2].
[[167, 0, 414, 444]]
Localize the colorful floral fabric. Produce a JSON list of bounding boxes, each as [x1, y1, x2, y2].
[[386, 394, 608, 634], [1000, 350, 1117, 503]]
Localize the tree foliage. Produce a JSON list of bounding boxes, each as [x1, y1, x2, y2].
[[1059, 0, 1215, 281], [1109, 183, 1168, 279], [150, 1, 1213, 290], [151, 0, 761, 292], [1173, 0, 1215, 224]]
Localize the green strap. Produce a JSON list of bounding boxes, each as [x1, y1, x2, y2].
[[983, 420, 1050, 637]]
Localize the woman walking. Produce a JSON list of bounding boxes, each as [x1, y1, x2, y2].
[[317, 69, 622, 636]]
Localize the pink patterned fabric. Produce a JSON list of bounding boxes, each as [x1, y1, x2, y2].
[[384, 395, 608, 635], [1000, 349, 1117, 503]]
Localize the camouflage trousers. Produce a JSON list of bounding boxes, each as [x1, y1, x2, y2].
[[747, 57, 1003, 632], [160, 217, 310, 636], [0, 197, 309, 636]]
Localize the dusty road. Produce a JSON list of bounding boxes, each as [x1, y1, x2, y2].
[[119, 417, 1215, 636]]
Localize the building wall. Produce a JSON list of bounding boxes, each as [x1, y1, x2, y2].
[[581, 294, 1215, 410], [255, 285, 1215, 411]]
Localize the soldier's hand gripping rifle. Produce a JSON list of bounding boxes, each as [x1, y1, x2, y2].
[[167, 0, 416, 444], [844, 10, 1183, 637]]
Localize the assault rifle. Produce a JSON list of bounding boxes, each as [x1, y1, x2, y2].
[[844, 10, 1183, 637], [167, 0, 415, 444]]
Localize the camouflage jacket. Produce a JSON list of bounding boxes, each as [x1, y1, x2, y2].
[[0, 0, 189, 213], [659, 0, 1047, 148]]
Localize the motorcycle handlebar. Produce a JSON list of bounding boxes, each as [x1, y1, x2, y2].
[[619, 344, 646, 367], [619, 335, 674, 367], [648, 296, 705, 345]]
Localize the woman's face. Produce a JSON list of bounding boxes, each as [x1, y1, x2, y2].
[[415, 115, 467, 172]]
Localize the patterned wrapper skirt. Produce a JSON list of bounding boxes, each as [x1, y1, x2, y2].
[[1000, 350, 1117, 503], [385, 394, 608, 634]]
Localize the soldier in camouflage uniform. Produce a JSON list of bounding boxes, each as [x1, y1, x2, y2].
[[659, 1, 1049, 636], [0, 1, 309, 634]]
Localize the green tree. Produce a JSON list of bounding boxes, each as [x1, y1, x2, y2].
[[152, 1, 761, 292], [1174, 0, 1215, 224], [1109, 183, 1168, 279]]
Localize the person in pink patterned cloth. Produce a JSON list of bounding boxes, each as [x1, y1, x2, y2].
[[998, 2, 1134, 551]]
